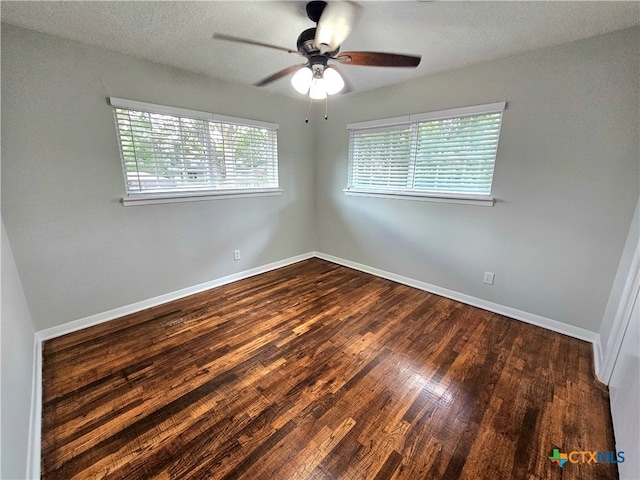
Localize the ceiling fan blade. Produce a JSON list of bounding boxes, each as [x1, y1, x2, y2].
[[315, 1, 362, 54], [254, 64, 307, 87], [212, 33, 302, 56], [335, 51, 421, 67]]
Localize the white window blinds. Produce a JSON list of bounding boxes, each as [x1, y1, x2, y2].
[[347, 102, 505, 198], [349, 125, 413, 190], [110, 98, 279, 196]]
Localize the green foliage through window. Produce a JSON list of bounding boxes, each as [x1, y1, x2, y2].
[[113, 106, 278, 195], [348, 104, 504, 197]]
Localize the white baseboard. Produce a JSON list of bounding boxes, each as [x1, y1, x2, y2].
[[43, 250, 599, 345], [26, 335, 42, 480], [314, 251, 600, 346], [28, 251, 314, 479], [593, 336, 603, 381], [29, 250, 604, 479], [37, 252, 315, 341]]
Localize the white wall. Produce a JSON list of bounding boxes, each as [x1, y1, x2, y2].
[[1, 25, 315, 331], [1, 220, 37, 480], [315, 27, 639, 334]]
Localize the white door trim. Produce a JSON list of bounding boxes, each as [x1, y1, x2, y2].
[[599, 240, 640, 384]]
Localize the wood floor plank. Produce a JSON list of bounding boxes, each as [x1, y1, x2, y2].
[[41, 258, 619, 479]]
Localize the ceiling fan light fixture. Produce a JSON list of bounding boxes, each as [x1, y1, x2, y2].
[[323, 67, 344, 95], [309, 77, 328, 100], [214, 1, 421, 96], [291, 66, 313, 94]]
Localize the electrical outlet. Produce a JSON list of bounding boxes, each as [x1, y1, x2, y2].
[[234, 249, 241, 261], [483, 272, 495, 285]]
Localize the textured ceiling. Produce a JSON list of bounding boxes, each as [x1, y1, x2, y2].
[[2, 1, 639, 99]]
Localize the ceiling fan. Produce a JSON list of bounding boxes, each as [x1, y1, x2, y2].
[[212, 1, 421, 100]]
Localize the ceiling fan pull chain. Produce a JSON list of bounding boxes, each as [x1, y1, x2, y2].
[[305, 95, 313, 123], [324, 96, 329, 120]]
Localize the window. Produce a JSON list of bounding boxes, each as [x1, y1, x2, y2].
[[346, 102, 505, 205], [110, 97, 280, 205]]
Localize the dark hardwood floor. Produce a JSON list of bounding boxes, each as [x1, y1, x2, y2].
[[41, 258, 617, 479]]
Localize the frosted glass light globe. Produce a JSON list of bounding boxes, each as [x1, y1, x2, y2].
[[290, 67, 312, 94], [324, 67, 345, 95], [309, 77, 327, 100]]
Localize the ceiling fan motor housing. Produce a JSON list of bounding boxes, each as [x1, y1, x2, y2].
[[212, 0, 421, 90], [306, 1, 327, 23], [297, 28, 318, 55], [297, 27, 339, 60]]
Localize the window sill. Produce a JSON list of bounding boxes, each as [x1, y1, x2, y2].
[[122, 188, 283, 206], [343, 189, 494, 206]]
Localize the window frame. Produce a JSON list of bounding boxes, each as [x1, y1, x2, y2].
[[109, 97, 282, 206], [345, 102, 506, 206]]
